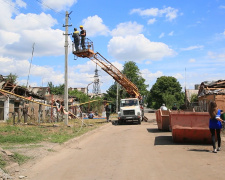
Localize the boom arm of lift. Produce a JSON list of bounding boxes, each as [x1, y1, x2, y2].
[[72, 40, 141, 99]]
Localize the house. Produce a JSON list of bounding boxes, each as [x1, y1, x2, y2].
[[198, 80, 225, 112], [185, 89, 199, 104], [0, 76, 48, 122], [0, 78, 83, 123]]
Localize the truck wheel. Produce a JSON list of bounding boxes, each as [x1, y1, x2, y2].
[[118, 120, 122, 125]]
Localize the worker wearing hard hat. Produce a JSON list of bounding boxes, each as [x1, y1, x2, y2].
[[72, 28, 80, 51], [79, 25, 86, 50]]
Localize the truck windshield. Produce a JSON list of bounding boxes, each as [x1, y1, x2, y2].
[[120, 99, 138, 107]]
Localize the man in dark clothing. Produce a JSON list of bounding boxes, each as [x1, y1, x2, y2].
[[79, 25, 86, 50], [88, 111, 94, 119], [105, 103, 110, 122], [172, 104, 178, 110], [72, 28, 80, 51]]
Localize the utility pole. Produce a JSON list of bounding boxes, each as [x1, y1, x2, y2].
[[63, 11, 72, 126], [26, 43, 35, 89], [116, 82, 119, 113]]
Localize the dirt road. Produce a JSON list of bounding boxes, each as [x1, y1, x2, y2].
[[17, 113, 225, 180]]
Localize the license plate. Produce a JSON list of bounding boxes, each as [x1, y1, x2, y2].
[[126, 117, 132, 119]]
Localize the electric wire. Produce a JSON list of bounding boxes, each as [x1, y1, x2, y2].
[[0, 0, 70, 42], [0, 0, 57, 28], [34, 0, 65, 16], [0, 0, 74, 86]]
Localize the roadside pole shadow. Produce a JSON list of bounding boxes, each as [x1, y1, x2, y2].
[[154, 136, 174, 145]]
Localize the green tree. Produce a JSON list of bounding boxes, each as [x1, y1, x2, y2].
[[104, 81, 118, 112], [47, 82, 64, 95], [190, 94, 198, 103], [122, 61, 149, 97], [69, 89, 103, 113], [147, 76, 184, 109], [6, 73, 18, 84], [104, 61, 149, 112], [69, 89, 89, 103]]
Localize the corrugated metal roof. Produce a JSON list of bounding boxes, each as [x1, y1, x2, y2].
[[198, 80, 225, 97]]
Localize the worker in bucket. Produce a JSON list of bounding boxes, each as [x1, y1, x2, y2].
[[208, 101, 225, 153], [79, 25, 86, 50], [72, 28, 80, 51]]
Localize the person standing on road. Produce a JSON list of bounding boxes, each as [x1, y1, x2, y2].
[[105, 103, 110, 122], [208, 101, 225, 153], [72, 28, 80, 51], [79, 25, 86, 50]]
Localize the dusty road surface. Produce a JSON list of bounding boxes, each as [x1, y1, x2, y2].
[[17, 113, 225, 180]]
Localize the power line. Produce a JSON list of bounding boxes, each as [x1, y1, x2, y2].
[[0, 0, 59, 28], [0, 0, 70, 45], [34, 0, 64, 16]]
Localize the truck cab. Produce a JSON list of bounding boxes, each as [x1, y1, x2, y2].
[[118, 98, 144, 124]]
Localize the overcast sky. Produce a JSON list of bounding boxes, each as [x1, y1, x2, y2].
[[0, 0, 225, 93]]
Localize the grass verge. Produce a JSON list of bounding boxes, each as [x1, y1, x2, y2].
[[0, 118, 107, 145], [12, 152, 31, 165], [0, 117, 110, 171], [0, 155, 7, 169]]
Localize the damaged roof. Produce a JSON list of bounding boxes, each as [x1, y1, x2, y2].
[[198, 80, 225, 97], [0, 75, 45, 99]]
